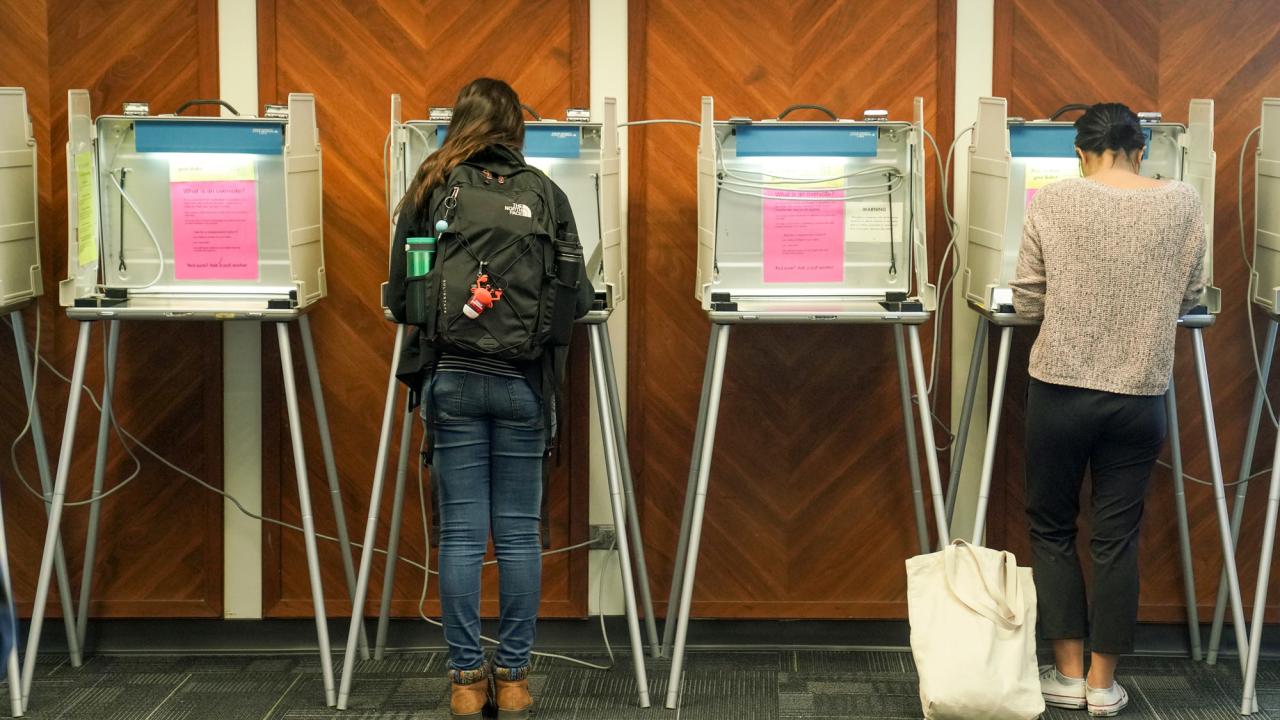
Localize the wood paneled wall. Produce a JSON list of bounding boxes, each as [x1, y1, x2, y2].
[[628, 0, 957, 618], [256, 0, 593, 618], [984, 0, 1280, 622], [0, 0, 224, 617]]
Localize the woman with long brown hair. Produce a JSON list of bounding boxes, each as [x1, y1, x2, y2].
[[387, 78, 594, 719]]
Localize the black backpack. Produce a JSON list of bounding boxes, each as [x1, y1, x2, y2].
[[408, 161, 580, 360]]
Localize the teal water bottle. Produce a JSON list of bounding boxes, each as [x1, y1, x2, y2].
[[406, 236, 436, 277]]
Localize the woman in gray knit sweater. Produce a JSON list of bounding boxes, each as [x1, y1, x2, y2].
[[1010, 103, 1207, 717]]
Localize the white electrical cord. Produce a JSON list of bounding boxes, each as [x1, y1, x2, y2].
[[105, 170, 166, 290], [715, 182, 904, 203], [8, 318, 142, 508], [1158, 459, 1271, 489]]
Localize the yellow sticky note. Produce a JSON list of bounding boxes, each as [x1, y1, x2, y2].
[[74, 151, 98, 267], [1024, 158, 1079, 206], [169, 156, 256, 183]]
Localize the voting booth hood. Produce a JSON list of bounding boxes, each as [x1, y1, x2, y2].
[[962, 97, 1218, 317], [694, 96, 935, 313], [384, 94, 622, 314], [59, 90, 326, 316]]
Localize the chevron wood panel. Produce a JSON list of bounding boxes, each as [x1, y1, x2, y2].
[[0, 0, 224, 618], [989, 0, 1280, 622], [630, 0, 956, 618], [259, 0, 592, 618]]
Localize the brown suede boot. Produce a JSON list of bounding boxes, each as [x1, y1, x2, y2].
[[491, 665, 532, 719], [448, 667, 488, 719]]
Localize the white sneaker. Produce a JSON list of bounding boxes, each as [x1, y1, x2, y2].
[[1039, 665, 1087, 709], [1086, 681, 1129, 717]]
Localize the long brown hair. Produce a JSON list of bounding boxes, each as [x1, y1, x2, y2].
[[401, 78, 525, 217]]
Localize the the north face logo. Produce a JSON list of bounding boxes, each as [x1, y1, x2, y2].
[[505, 203, 532, 218]]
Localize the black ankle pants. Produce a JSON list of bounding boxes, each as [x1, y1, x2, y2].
[[1024, 379, 1166, 655]]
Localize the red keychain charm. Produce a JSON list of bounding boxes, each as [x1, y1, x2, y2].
[[463, 273, 503, 319]]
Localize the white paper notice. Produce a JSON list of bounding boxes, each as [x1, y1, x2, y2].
[[844, 199, 903, 242]]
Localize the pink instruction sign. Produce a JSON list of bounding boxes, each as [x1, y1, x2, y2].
[[170, 180, 259, 280], [762, 189, 845, 283]]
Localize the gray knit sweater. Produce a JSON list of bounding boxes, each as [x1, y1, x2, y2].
[[1010, 177, 1207, 396]]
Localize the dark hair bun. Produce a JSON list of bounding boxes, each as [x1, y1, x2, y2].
[[1074, 103, 1145, 154]]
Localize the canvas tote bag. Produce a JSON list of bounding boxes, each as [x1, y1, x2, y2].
[[906, 540, 1044, 719]]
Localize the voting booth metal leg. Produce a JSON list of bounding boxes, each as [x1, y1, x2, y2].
[[665, 323, 731, 709], [907, 325, 949, 544], [1241, 425, 1280, 713], [276, 323, 336, 707], [1190, 329, 1255, 712], [971, 325, 1012, 544], [893, 325, 930, 553], [1209, 317, 1278, 665], [1163, 381, 1202, 661], [21, 322, 92, 711], [0, 498, 19, 717], [75, 320, 119, 653], [299, 316, 370, 660], [0, 315, 23, 715], [946, 316, 989, 525], [374, 397, 414, 659], [597, 322, 661, 656], [661, 327, 719, 658], [589, 324, 651, 708], [337, 324, 407, 709], [10, 312, 81, 669]]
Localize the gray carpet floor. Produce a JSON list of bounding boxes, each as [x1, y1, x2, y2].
[[4, 650, 1275, 719]]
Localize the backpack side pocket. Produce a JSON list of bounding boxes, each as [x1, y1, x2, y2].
[[405, 271, 439, 337]]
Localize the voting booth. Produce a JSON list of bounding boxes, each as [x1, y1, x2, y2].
[[950, 97, 1251, 697], [662, 97, 944, 709], [336, 95, 654, 710], [0, 86, 64, 719], [1239, 97, 1280, 715], [21, 92, 352, 713]]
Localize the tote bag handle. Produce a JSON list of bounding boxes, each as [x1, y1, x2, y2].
[[942, 540, 1027, 629]]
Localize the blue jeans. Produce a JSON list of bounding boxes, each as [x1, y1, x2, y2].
[[427, 370, 545, 672]]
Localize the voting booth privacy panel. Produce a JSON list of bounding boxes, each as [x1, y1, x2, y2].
[[0, 88, 40, 312], [61, 91, 325, 316], [1253, 98, 1280, 312]]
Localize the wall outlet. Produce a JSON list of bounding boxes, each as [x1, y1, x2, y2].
[[590, 525, 617, 551]]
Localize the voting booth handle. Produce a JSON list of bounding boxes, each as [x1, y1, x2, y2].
[[776, 104, 838, 121], [174, 99, 241, 117], [1048, 103, 1091, 121]]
